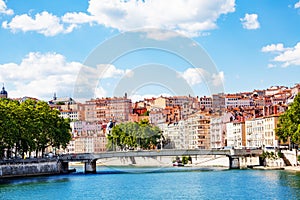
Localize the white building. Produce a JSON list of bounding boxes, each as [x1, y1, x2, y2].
[[265, 86, 288, 96], [210, 112, 234, 149], [199, 96, 212, 110], [185, 115, 201, 149], [245, 116, 280, 149], [159, 113, 210, 150], [225, 95, 252, 108], [60, 110, 79, 121], [160, 121, 190, 149], [245, 118, 264, 148], [226, 122, 245, 149], [210, 117, 223, 149], [149, 107, 166, 125], [263, 115, 279, 149]]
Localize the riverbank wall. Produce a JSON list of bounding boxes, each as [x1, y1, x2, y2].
[[282, 149, 298, 166], [0, 160, 65, 178]]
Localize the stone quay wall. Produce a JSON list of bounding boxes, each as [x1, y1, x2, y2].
[[0, 159, 64, 178]]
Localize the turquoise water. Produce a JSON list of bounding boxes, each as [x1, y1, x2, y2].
[[1, 166, 300, 200]]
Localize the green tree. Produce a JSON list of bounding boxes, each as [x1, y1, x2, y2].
[[34, 101, 71, 156], [260, 151, 277, 166], [276, 94, 300, 145], [107, 120, 161, 151], [182, 156, 189, 165], [0, 99, 71, 159]]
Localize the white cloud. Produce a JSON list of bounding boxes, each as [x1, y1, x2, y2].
[[0, 0, 13, 15], [0, 52, 82, 99], [2, 11, 76, 36], [96, 64, 131, 79], [0, 52, 136, 99], [144, 29, 180, 40], [181, 68, 224, 87], [62, 12, 96, 25], [212, 71, 224, 86], [2, 0, 236, 37], [182, 68, 207, 86], [240, 13, 260, 30], [124, 70, 134, 78], [87, 0, 235, 37], [267, 64, 276, 68], [261, 43, 290, 53], [262, 42, 300, 67], [295, 1, 300, 9], [94, 86, 107, 98]]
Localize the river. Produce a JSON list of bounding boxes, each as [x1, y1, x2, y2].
[[1, 166, 300, 200]]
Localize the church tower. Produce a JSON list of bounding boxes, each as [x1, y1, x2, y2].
[[0, 84, 8, 98], [53, 92, 57, 100]]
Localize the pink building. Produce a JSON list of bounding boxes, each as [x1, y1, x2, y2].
[[84, 94, 132, 123]]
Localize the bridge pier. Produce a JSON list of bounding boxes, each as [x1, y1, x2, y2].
[[58, 161, 69, 173], [84, 160, 96, 173], [229, 156, 240, 169]]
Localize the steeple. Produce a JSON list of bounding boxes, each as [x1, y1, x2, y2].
[[0, 83, 8, 98], [53, 92, 57, 100]]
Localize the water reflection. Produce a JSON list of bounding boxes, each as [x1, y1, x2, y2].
[[1, 169, 300, 200], [0, 176, 70, 186]]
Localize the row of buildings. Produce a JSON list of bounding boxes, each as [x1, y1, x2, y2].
[[1, 83, 299, 153], [54, 84, 298, 153]]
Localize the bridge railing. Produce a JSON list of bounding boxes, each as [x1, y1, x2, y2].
[[58, 149, 263, 162], [231, 149, 263, 156], [59, 149, 234, 161]]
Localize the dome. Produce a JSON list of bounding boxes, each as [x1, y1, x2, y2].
[[0, 85, 8, 97]]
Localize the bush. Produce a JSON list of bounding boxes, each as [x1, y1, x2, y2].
[[182, 156, 189, 165]]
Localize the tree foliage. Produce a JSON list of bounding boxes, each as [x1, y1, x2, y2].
[[276, 94, 300, 145], [106, 119, 162, 151], [0, 98, 71, 159]]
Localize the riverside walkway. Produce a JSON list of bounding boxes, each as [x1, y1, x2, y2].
[[59, 149, 262, 172]]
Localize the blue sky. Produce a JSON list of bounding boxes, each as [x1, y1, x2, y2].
[[0, 0, 300, 102]]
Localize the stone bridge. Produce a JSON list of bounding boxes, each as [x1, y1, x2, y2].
[[59, 149, 262, 173]]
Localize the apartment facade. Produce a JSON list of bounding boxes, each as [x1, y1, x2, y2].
[[67, 121, 107, 153], [159, 112, 210, 150], [210, 117, 223, 149], [193, 113, 211, 149], [160, 121, 189, 149], [226, 122, 245, 149], [199, 96, 212, 110], [245, 118, 264, 148], [263, 115, 279, 148], [149, 107, 166, 125], [84, 95, 132, 123], [225, 95, 253, 108]]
